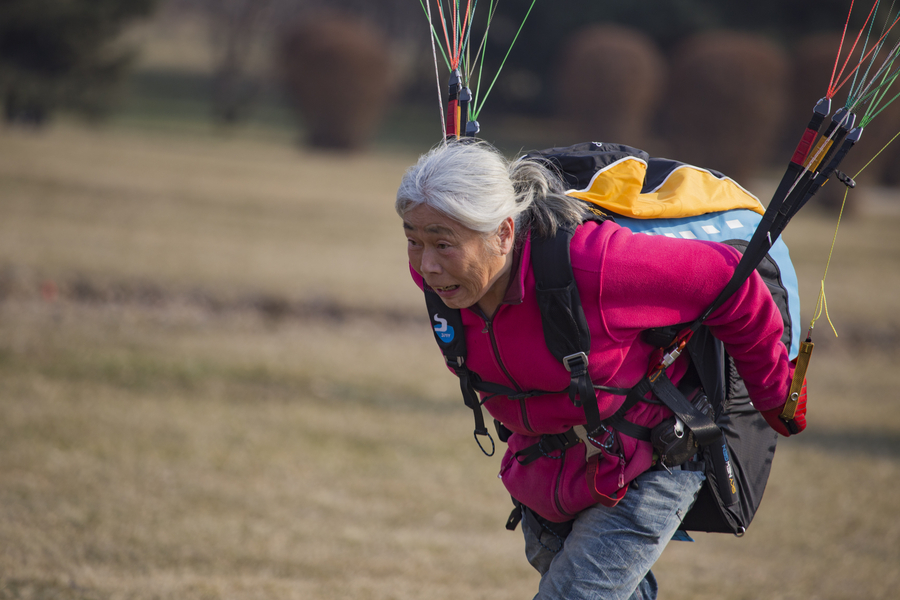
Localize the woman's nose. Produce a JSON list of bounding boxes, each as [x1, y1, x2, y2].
[[420, 248, 442, 275]]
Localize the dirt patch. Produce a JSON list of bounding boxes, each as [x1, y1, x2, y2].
[[0, 265, 425, 329]]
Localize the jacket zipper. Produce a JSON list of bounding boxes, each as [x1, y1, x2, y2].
[[554, 450, 575, 518], [481, 313, 533, 433]]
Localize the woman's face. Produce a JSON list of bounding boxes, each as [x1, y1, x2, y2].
[[403, 204, 514, 313]]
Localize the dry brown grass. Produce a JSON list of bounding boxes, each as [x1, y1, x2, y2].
[[0, 123, 899, 599]]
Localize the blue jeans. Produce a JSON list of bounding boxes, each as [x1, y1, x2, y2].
[[521, 467, 706, 600]]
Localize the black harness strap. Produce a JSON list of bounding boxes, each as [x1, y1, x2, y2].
[[424, 288, 495, 456], [650, 373, 720, 447], [601, 376, 653, 441], [694, 114, 859, 331], [514, 428, 580, 465], [531, 224, 605, 436]]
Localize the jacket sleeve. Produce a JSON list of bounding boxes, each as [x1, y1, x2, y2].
[[596, 223, 793, 412]]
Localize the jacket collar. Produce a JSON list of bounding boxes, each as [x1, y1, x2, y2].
[[499, 231, 530, 306]]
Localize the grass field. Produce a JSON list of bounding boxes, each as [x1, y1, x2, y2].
[[1, 121, 899, 600]]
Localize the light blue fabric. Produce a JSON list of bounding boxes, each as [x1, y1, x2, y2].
[[521, 468, 706, 600]]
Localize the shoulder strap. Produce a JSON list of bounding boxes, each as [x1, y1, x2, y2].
[[423, 289, 495, 456], [530, 225, 592, 362], [531, 224, 604, 436]]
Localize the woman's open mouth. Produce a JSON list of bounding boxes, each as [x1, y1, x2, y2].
[[433, 284, 460, 295]]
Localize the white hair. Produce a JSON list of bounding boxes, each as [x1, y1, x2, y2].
[[395, 140, 588, 239]]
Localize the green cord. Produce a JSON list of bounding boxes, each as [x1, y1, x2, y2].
[[471, 0, 537, 120]]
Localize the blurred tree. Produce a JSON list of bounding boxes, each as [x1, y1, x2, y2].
[[168, 0, 421, 126], [200, 0, 277, 124], [0, 0, 158, 124], [277, 10, 396, 150], [475, 0, 858, 115], [661, 31, 790, 181], [555, 24, 664, 148]]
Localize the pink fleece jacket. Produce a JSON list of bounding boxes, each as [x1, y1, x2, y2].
[[412, 219, 793, 522]]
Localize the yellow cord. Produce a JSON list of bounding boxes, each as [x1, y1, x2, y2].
[[810, 279, 837, 337], [809, 190, 845, 338], [855, 129, 900, 176], [809, 128, 900, 338]]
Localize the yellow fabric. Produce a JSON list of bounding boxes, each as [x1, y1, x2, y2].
[[566, 157, 765, 219]]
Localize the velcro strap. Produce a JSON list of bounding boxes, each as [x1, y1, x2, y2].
[[515, 428, 581, 465]]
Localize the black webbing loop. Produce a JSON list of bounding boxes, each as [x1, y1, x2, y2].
[[455, 366, 495, 457], [474, 429, 496, 457]]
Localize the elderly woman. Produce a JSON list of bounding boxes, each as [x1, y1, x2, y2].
[[396, 140, 805, 600]]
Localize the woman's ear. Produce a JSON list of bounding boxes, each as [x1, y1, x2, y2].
[[497, 217, 515, 255]]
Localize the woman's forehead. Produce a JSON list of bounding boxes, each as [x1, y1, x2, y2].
[[403, 204, 464, 234]]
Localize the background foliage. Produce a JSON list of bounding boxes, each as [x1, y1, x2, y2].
[[0, 0, 157, 123], [476, 0, 861, 114]]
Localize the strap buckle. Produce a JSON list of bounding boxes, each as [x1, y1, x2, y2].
[[444, 355, 464, 369], [562, 352, 589, 373], [563, 352, 592, 409]]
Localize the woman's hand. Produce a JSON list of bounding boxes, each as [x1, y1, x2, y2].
[[761, 377, 807, 436]]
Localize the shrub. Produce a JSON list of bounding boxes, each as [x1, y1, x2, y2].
[[661, 31, 789, 183], [555, 24, 664, 148], [277, 12, 395, 151]]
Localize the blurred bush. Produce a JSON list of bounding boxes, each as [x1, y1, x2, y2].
[[466, 0, 855, 116], [276, 11, 396, 151], [555, 24, 664, 148], [0, 0, 158, 124], [660, 31, 789, 182]]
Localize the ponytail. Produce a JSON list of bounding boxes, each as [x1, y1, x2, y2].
[[509, 157, 589, 239]]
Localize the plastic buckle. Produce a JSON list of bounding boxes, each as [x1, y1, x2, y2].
[[444, 355, 464, 369], [562, 352, 589, 373]]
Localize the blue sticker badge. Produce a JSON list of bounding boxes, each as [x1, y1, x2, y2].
[[433, 314, 455, 344]]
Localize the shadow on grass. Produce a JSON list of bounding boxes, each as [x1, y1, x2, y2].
[[792, 427, 900, 459]]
